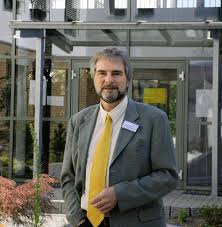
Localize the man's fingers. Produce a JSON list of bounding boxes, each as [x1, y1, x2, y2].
[[99, 204, 113, 213], [90, 187, 117, 213], [91, 194, 103, 204], [93, 199, 107, 209]]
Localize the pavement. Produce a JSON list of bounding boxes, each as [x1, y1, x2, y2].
[[2, 214, 179, 227], [42, 215, 178, 227]]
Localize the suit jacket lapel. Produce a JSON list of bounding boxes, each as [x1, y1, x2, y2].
[[110, 99, 139, 166], [78, 105, 99, 182]]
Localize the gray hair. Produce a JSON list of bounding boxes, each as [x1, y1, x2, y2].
[[90, 47, 133, 81]]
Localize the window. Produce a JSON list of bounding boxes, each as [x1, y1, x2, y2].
[[80, 0, 104, 9], [204, 0, 220, 7], [136, 0, 221, 8]]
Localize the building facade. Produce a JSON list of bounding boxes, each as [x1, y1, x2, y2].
[[0, 0, 222, 195]]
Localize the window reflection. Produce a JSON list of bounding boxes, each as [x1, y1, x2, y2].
[[44, 121, 67, 178], [205, 0, 220, 7], [137, 0, 178, 8], [15, 59, 68, 118], [13, 121, 34, 179], [0, 2, 13, 54], [132, 68, 177, 145], [0, 59, 11, 117], [15, 59, 35, 118], [13, 121, 67, 179], [187, 60, 213, 187], [44, 60, 68, 118], [187, 124, 212, 186], [80, 0, 104, 8], [16, 38, 36, 57], [79, 68, 99, 111], [188, 60, 213, 123], [0, 121, 10, 177], [136, 0, 221, 8]]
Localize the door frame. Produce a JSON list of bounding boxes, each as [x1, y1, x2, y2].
[[71, 59, 186, 189], [71, 60, 91, 115]]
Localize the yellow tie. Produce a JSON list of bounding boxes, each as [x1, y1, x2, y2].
[[87, 114, 112, 227]]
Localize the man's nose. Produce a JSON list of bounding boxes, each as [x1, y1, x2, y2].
[[104, 73, 114, 83]]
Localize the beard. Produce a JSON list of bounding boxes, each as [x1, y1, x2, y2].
[[96, 84, 128, 103]]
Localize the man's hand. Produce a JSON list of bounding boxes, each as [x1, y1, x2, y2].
[[77, 219, 86, 226], [90, 186, 117, 213]]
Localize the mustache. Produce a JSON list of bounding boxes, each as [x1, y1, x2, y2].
[[102, 85, 118, 89]]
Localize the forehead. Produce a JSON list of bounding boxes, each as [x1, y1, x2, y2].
[[95, 57, 125, 71]]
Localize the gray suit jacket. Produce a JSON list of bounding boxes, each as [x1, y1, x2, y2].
[[61, 98, 178, 227]]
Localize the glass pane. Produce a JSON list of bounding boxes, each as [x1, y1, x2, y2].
[[46, 29, 127, 57], [168, 30, 212, 45], [137, 0, 179, 8], [16, 0, 129, 22], [132, 68, 177, 146], [43, 121, 67, 179], [44, 60, 68, 118], [15, 59, 68, 118], [130, 46, 213, 58], [13, 121, 34, 179], [13, 121, 67, 180], [131, 30, 165, 43], [0, 121, 10, 177], [0, 59, 11, 117], [205, 0, 221, 7], [51, 46, 127, 57], [48, 29, 127, 42], [130, 30, 212, 47], [15, 59, 35, 118], [16, 0, 50, 21], [0, 1, 12, 55], [188, 60, 213, 123], [187, 124, 212, 186], [79, 67, 99, 111], [16, 38, 36, 57], [132, 1, 220, 21]]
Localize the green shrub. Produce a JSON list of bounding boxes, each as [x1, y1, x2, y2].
[[199, 205, 222, 226], [178, 208, 188, 223]]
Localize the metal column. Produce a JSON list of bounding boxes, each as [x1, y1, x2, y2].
[[211, 30, 220, 196], [34, 31, 45, 178]]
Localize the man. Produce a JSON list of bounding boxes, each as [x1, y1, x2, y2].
[[61, 47, 178, 227]]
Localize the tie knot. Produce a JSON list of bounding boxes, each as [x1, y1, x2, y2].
[[106, 114, 112, 123]]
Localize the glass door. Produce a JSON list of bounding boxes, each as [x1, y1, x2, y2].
[[131, 61, 185, 188]]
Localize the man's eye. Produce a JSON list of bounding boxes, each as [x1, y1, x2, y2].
[[113, 72, 121, 76], [97, 72, 106, 76]]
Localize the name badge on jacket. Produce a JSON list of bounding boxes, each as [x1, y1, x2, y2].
[[122, 121, 139, 132]]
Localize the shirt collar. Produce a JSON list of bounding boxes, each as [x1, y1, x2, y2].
[[99, 96, 128, 124]]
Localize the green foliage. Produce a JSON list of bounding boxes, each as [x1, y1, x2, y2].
[[178, 208, 188, 224], [168, 84, 176, 137], [29, 124, 43, 227], [51, 123, 66, 162], [199, 205, 222, 227]]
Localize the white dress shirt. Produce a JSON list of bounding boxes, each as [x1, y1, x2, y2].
[[81, 96, 128, 211]]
